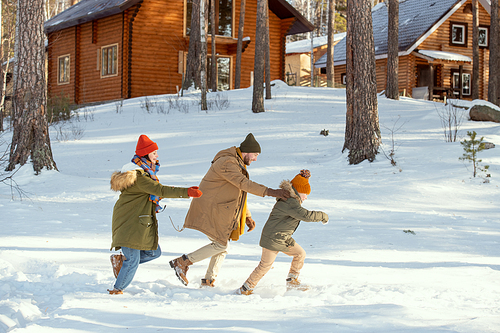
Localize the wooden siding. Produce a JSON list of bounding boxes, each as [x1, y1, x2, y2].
[[330, 0, 491, 100], [47, 28, 76, 102], [416, 0, 491, 99], [47, 0, 298, 104]]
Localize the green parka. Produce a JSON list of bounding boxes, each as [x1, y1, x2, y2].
[[110, 163, 190, 251], [259, 180, 328, 252]]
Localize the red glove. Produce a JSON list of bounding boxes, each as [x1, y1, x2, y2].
[[188, 186, 203, 198]]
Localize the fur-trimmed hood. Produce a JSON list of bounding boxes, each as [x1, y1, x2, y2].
[[110, 162, 142, 192], [110, 170, 138, 192], [279, 180, 302, 204]]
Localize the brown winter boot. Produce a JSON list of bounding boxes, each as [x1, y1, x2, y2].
[[110, 254, 125, 278], [286, 276, 309, 291], [236, 283, 253, 295], [201, 278, 215, 288], [169, 254, 193, 286], [107, 288, 123, 295]]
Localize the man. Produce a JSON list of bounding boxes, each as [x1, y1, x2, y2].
[[169, 133, 290, 287]]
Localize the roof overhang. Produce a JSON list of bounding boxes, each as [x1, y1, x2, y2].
[[405, 0, 467, 54], [412, 50, 472, 64], [45, 0, 143, 34], [269, 0, 314, 35]]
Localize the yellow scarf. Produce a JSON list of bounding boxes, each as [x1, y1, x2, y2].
[[230, 148, 247, 241]]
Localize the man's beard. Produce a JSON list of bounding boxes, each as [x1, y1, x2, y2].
[[243, 155, 251, 165]]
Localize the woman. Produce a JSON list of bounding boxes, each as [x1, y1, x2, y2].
[[108, 134, 202, 294]]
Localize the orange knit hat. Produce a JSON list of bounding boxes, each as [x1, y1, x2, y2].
[[291, 169, 311, 194], [135, 134, 158, 156]]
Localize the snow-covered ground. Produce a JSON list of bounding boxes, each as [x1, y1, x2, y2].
[[1, 81, 499, 332]]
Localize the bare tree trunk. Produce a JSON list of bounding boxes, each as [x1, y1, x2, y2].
[[183, 0, 201, 91], [385, 0, 399, 100], [0, 0, 16, 130], [235, 0, 246, 89], [210, 0, 217, 92], [7, 0, 57, 173], [0, 2, 3, 132], [326, 0, 335, 87], [252, 0, 266, 113], [265, 0, 271, 99], [200, 0, 208, 110], [488, 0, 499, 106], [343, 0, 380, 164], [472, 0, 479, 100]]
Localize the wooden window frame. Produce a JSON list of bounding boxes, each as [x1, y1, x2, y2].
[[451, 70, 471, 96], [207, 55, 233, 91], [341, 73, 346, 85], [478, 26, 489, 48], [57, 54, 70, 85], [450, 22, 468, 47], [101, 43, 119, 78], [184, 0, 235, 38]]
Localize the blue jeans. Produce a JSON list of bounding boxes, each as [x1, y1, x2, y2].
[[114, 245, 162, 290]]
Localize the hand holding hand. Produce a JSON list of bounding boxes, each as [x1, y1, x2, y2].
[[266, 188, 290, 200], [246, 216, 256, 232], [188, 186, 203, 198]]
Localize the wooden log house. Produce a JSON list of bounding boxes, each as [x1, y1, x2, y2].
[[315, 0, 493, 101], [44, 0, 314, 105]]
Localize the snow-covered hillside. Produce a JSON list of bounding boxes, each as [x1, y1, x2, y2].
[[1, 82, 499, 332]]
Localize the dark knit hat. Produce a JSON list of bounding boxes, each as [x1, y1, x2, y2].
[[135, 134, 158, 156], [291, 169, 311, 195], [239, 133, 261, 153]]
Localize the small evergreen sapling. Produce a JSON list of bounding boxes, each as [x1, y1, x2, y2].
[[459, 131, 490, 179]]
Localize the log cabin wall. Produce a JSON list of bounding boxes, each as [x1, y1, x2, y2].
[[231, 1, 286, 89], [47, 0, 297, 104], [129, 0, 186, 98], [416, 0, 490, 100], [373, 55, 414, 95], [330, 0, 490, 100], [47, 28, 76, 102], [77, 15, 124, 103]]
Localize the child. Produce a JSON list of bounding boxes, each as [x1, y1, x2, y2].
[[108, 134, 202, 294], [237, 169, 328, 295]]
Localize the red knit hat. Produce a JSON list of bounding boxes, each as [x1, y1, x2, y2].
[[291, 169, 311, 194], [135, 135, 158, 156]]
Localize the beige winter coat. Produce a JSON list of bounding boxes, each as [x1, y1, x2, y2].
[[184, 147, 268, 245]]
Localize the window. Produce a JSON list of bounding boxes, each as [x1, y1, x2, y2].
[[101, 44, 118, 77], [479, 27, 489, 47], [341, 73, 346, 85], [452, 72, 471, 96], [58, 55, 70, 84], [185, 0, 233, 37], [450, 22, 467, 46], [207, 56, 231, 91]]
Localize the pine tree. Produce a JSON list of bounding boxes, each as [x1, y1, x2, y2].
[[459, 131, 490, 178], [343, 0, 381, 164], [385, 0, 399, 100], [7, 0, 57, 173]]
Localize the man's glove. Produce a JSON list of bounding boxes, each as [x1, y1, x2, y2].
[[321, 212, 329, 225], [188, 186, 203, 198], [266, 188, 290, 200], [246, 216, 256, 232]]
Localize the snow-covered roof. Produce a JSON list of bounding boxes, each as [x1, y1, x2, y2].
[[285, 33, 346, 54], [315, 0, 483, 68], [415, 50, 472, 63]]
